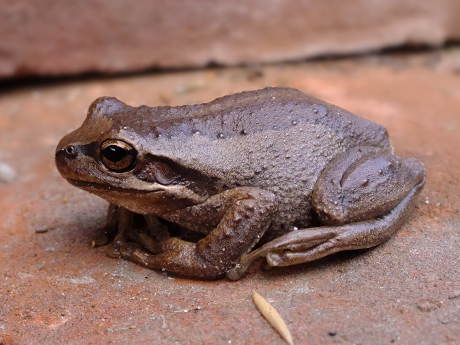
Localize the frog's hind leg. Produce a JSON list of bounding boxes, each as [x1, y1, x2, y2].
[[265, 180, 423, 267], [227, 147, 425, 279]]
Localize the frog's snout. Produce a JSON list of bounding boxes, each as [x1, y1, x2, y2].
[[55, 144, 77, 177], [58, 145, 78, 159], [55, 138, 89, 178], [55, 141, 79, 166]]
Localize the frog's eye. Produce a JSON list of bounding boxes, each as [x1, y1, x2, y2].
[[100, 139, 137, 172]]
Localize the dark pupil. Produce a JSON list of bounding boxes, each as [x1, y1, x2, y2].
[[103, 145, 128, 162]]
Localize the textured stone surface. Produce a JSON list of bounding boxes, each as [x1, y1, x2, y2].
[[1, 51, 460, 344], [1, 0, 460, 78]]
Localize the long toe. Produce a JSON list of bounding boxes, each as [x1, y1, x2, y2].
[[266, 252, 284, 266]]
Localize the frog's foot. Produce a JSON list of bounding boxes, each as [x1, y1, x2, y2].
[[111, 237, 223, 280], [106, 240, 143, 260], [93, 229, 114, 247], [106, 241, 125, 258], [226, 228, 336, 280], [264, 227, 364, 267]]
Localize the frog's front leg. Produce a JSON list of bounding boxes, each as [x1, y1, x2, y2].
[[104, 206, 136, 257], [114, 187, 276, 279], [94, 204, 149, 248], [228, 147, 425, 279], [92, 204, 122, 247], [100, 206, 169, 255]]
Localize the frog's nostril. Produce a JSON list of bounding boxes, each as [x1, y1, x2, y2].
[[64, 145, 78, 159]]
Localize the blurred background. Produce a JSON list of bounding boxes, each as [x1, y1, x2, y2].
[[1, 0, 459, 79], [1, 2, 459, 345]]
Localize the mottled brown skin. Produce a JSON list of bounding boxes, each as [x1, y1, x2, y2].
[[55, 87, 425, 280]]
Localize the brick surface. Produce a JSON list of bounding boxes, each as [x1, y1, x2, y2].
[[0, 52, 459, 344]]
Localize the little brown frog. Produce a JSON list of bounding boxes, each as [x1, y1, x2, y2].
[[55, 87, 425, 280]]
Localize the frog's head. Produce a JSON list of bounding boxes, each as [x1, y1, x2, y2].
[[55, 97, 211, 215]]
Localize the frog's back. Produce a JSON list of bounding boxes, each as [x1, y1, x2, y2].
[[140, 88, 390, 179], [137, 87, 389, 150]]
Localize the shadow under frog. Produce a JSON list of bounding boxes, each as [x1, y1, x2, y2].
[[55, 87, 425, 280]]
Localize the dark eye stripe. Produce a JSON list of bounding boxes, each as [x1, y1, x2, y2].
[[77, 142, 98, 156]]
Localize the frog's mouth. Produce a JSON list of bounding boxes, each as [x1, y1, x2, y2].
[[67, 179, 163, 194]]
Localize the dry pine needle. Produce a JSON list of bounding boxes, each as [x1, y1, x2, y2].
[[252, 290, 294, 345]]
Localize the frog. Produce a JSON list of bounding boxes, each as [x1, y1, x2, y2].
[[55, 87, 425, 280]]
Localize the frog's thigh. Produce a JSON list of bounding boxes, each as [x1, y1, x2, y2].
[[117, 187, 276, 279], [313, 146, 425, 225], [232, 147, 425, 273]]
